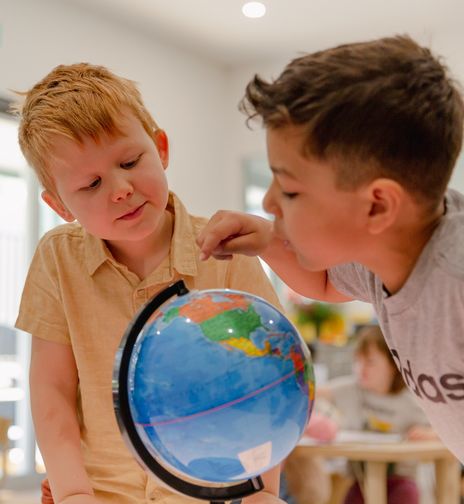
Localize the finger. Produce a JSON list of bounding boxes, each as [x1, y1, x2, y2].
[[198, 223, 243, 257], [215, 233, 261, 256], [196, 211, 233, 245]]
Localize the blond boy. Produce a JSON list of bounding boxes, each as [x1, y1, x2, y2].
[[197, 36, 464, 462], [15, 63, 282, 504]]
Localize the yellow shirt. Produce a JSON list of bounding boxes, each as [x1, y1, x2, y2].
[[16, 193, 282, 504]]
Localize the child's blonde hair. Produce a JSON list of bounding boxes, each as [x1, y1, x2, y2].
[[13, 63, 159, 193]]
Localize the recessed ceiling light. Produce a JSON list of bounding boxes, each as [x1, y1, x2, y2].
[[242, 2, 266, 19]]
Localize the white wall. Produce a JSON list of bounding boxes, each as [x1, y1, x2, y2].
[[1, 0, 233, 217], [2, 2, 464, 214]]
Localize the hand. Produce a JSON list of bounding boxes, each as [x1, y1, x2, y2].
[[406, 425, 439, 441], [42, 478, 100, 504], [197, 211, 273, 261], [305, 413, 338, 442]]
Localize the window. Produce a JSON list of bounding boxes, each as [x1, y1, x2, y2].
[[0, 103, 61, 487]]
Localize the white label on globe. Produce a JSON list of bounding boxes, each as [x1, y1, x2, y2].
[[238, 441, 272, 473]]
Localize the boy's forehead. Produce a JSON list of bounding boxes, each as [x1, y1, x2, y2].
[[266, 126, 305, 161], [266, 126, 324, 179], [48, 134, 99, 166], [46, 133, 113, 177]]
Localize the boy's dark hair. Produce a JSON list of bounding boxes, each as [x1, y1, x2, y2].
[[241, 35, 464, 208]]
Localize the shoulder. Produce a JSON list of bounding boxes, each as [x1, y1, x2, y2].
[[188, 214, 209, 238], [34, 222, 86, 266], [169, 192, 208, 240], [38, 222, 85, 247]]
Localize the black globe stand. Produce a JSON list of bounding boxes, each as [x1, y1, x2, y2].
[[113, 280, 264, 504]]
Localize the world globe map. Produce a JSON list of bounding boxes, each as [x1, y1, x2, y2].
[[121, 286, 315, 485]]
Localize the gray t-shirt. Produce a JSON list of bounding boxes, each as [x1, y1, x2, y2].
[[328, 188, 464, 462]]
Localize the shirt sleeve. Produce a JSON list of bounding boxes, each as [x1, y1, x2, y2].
[[224, 254, 283, 311], [15, 233, 70, 344], [328, 262, 376, 303]]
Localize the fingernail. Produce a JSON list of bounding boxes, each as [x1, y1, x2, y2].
[[199, 252, 207, 261]]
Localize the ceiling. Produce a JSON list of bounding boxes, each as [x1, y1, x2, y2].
[[68, 0, 464, 67]]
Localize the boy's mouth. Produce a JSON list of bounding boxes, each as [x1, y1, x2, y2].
[[118, 202, 146, 220]]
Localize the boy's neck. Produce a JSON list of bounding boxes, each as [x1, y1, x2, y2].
[[364, 199, 445, 295], [105, 210, 174, 280]]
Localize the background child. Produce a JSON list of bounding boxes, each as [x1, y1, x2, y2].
[[307, 325, 437, 504], [14, 63, 282, 504], [197, 34, 464, 463]]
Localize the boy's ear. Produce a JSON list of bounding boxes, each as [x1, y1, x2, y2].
[[152, 129, 169, 169], [41, 191, 75, 222], [364, 179, 403, 234]]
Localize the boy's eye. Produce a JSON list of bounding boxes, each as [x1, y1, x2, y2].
[[86, 177, 101, 190], [120, 154, 141, 169], [282, 191, 298, 199]]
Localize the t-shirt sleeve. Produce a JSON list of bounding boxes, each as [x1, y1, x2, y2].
[[225, 255, 283, 311], [328, 262, 376, 303], [15, 234, 70, 344]]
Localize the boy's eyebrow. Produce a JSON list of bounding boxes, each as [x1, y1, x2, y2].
[[270, 166, 296, 179]]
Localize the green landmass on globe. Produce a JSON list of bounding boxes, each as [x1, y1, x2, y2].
[[162, 292, 313, 391]]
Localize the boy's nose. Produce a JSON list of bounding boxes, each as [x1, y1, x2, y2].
[[263, 182, 281, 217], [111, 176, 134, 202]]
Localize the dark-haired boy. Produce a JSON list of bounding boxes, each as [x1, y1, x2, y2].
[[198, 35, 464, 462]]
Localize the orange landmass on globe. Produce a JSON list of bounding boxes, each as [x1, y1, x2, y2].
[[222, 338, 271, 357], [177, 294, 249, 323]]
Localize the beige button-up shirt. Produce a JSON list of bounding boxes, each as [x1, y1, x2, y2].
[[16, 193, 282, 503]]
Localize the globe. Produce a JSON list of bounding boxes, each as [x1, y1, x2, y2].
[[114, 280, 315, 501]]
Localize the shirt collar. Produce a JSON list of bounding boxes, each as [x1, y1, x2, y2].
[[84, 192, 198, 277]]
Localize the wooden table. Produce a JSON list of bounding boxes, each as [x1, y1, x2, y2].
[[295, 437, 460, 504]]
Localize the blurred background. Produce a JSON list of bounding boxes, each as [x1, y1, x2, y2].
[[1, 0, 464, 501]]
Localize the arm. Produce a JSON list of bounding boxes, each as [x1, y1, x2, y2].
[[30, 337, 99, 504], [197, 211, 351, 303]]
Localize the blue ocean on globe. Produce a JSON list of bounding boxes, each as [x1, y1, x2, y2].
[[127, 289, 315, 483]]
